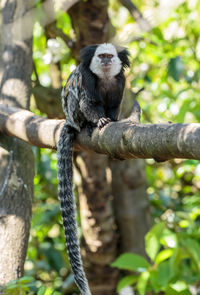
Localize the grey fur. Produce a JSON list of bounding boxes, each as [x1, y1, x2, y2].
[[57, 43, 129, 295]]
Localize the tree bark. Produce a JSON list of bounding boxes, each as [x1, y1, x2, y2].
[[68, 0, 109, 60], [74, 153, 119, 295], [32, 85, 64, 119], [110, 91, 150, 258], [0, 0, 34, 291], [110, 158, 150, 255], [1, 104, 200, 161]]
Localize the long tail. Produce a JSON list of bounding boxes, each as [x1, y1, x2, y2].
[[57, 123, 91, 295]]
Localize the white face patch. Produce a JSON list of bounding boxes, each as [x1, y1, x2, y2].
[[89, 43, 122, 79]]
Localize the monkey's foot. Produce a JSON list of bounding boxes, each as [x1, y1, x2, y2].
[[97, 117, 111, 129]]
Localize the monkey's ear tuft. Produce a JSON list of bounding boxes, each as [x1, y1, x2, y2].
[[80, 45, 98, 66], [118, 48, 130, 69]]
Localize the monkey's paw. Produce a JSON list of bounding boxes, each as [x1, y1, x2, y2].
[[97, 117, 111, 129]]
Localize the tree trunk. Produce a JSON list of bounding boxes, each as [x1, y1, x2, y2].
[[0, 0, 34, 291], [68, 0, 109, 60], [69, 1, 120, 294], [110, 90, 151, 256], [74, 153, 119, 295], [110, 158, 150, 256]]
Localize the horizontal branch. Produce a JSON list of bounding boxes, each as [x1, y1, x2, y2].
[[0, 104, 200, 161]]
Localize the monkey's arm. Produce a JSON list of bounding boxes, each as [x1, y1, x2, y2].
[[79, 98, 105, 124], [80, 98, 111, 129]]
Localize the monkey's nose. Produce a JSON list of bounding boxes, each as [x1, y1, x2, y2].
[[102, 59, 112, 66]]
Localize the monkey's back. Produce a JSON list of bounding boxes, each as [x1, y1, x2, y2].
[[61, 66, 85, 132]]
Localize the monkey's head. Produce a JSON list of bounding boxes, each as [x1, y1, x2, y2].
[[80, 43, 130, 79]]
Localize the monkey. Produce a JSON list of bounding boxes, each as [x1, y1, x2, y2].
[[57, 43, 130, 295]]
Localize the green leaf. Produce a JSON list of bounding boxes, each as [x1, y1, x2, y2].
[[40, 242, 65, 272], [149, 270, 162, 293], [145, 222, 165, 261], [6, 284, 19, 290], [6, 279, 17, 286], [181, 239, 200, 273], [137, 271, 150, 295], [156, 261, 170, 287], [152, 27, 164, 40], [149, 261, 171, 292], [165, 281, 192, 295], [111, 253, 149, 272], [155, 249, 174, 264], [165, 287, 179, 295], [19, 276, 34, 284], [37, 286, 46, 295], [43, 287, 54, 295], [175, 100, 191, 122], [168, 56, 185, 81], [117, 275, 137, 292], [165, 286, 191, 295], [20, 286, 30, 291], [160, 229, 177, 248], [169, 247, 182, 280], [171, 281, 190, 292], [5, 289, 18, 295]]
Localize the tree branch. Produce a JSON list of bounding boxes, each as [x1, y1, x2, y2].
[[32, 84, 64, 119], [119, 0, 152, 32], [0, 104, 200, 161], [45, 21, 74, 48]]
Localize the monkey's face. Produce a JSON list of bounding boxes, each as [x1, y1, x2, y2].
[[98, 53, 114, 68], [89, 43, 122, 78]]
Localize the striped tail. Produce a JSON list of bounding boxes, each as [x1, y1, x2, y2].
[[57, 123, 91, 295]]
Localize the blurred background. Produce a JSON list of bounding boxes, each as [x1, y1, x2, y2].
[[1, 0, 200, 294]]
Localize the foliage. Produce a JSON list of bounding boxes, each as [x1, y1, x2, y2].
[[112, 220, 200, 294], [112, 1, 200, 294], [4, 276, 61, 295]]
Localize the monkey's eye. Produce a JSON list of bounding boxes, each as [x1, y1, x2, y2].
[[98, 54, 105, 59], [98, 54, 114, 59], [107, 54, 114, 58]]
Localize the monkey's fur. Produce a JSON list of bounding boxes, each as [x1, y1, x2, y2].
[[57, 43, 129, 295]]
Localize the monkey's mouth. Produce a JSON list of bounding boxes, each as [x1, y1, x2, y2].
[[101, 63, 112, 68]]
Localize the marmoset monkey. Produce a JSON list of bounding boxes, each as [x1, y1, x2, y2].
[[57, 43, 130, 295]]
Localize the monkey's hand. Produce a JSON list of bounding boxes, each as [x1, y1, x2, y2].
[[97, 117, 111, 129]]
